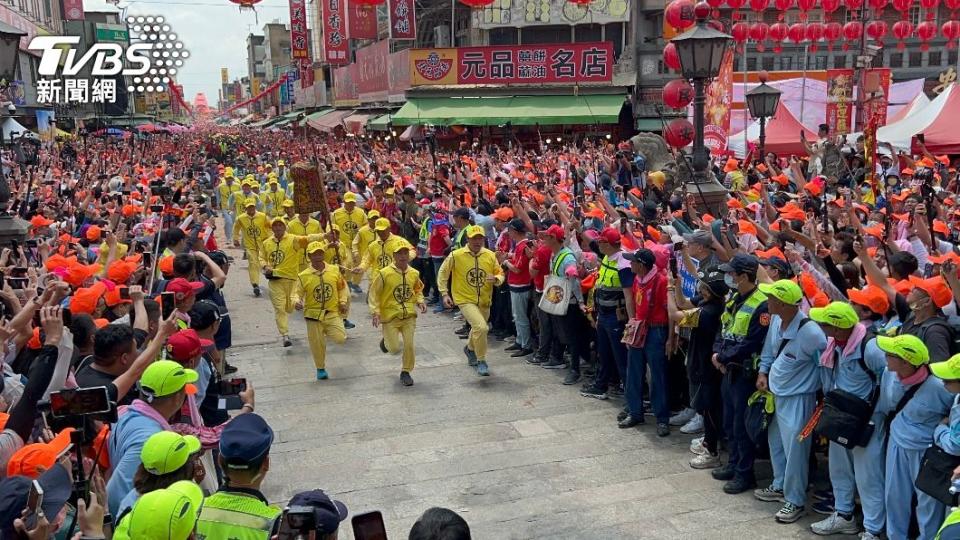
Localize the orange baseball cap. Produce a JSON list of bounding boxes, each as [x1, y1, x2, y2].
[[848, 285, 890, 315], [934, 220, 950, 235], [86, 225, 102, 242], [63, 262, 102, 289], [158, 255, 175, 276], [69, 282, 107, 315], [756, 246, 786, 261], [723, 158, 739, 173], [908, 276, 953, 308], [727, 198, 744, 209], [493, 207, 514, 222], [737, 219, 758, 236], [6, 428, 75, 478], [107, 260, 138, 284], [30, 215, 54, 228], [804, 183, 823, 196], [104, 286, 132, 307], [863, 224, 885, 239]]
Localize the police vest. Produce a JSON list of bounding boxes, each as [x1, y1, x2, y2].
[[453, 227, 468, 249], [595, 254, 626, 309], [720, 288, 767, 341], [195, 490, 281, 540], [937, 507, 960, 540]]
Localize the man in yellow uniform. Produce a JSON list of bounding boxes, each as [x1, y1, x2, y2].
[[261, 178, 286, 217], [437, 225, 504, 376], [369, 244, 426, 386], [351, 210, 380, 291], [285, 202, 321, 271], [232, 198, 269, 297], [332, 192, 367, 292], [296, 241, 348, 380], [228, 180, 255, 216], [354, 217, 415, 281], [279, 199, 298, 222], [217, 173, 241, 236], [261, 218, 324, 347], [320, 225, 356, 329]]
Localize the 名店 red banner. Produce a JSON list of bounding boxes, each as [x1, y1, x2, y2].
[[348, 1, 378, 40], [322, 0, 349, 65], [356, 39, 389, 101], [388, 0, 416, 40], [289, 0, 309, 60]]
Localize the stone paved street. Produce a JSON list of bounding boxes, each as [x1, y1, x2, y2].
[[221, 245, 846, 539]]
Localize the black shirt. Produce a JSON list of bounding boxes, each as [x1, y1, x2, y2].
[[74, 356, 137, 406]]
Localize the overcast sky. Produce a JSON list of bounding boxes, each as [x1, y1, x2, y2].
[[85, 0, 293, 105]]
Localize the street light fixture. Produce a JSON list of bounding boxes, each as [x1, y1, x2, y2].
[[671, 2, 733, 216], [744, 72, 782, 162], [0, 23, 27, 246]]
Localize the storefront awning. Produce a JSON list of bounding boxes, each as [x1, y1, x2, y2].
[[392, 94, 626, 126], [343, 113, 372, 134], [249, 117, 279, 128], [299, 109, 333, 127], [307, 109, 354, 132], [367, 114, 392, 131]]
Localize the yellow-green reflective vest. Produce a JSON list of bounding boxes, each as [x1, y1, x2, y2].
[[597, 255, 621, 290], [195, 490, 281, 540], [720, 288, 767, 341], [936, 507, 960, 540]]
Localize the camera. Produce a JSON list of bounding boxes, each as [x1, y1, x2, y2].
[[278, 506, 315, 540]]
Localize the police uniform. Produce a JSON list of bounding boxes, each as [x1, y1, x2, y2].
[[297, 245, 348, 377], [261, 226, 324, 339], [368, 260, 424, 376], [233, 202, 270, 290], [713, 254, 770, 489], [589, 250, 632, 395]]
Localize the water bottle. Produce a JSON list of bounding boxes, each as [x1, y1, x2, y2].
[[950, 478, 960, 496]]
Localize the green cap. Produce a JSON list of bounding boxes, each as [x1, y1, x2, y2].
[[809, 301, 859, 330], [140, 360, 198, 399], [876, 334, 930, 366], [931, 353, 960, 380], [758, 279, 803, 305], [113, 481, 204, 540], [141, 431, 201, 476]]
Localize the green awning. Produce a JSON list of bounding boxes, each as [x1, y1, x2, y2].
[[366, 114, 392, 131], [392, 94, 625, 126], [249, 117, 278, 128], [299, 108, 334, 127], [282, 110, 302, 119]]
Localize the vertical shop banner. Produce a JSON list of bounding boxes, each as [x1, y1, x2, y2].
[[347, 1, 378, 40], [863, 68, 891, 127], [220, 68, 229, 84], [356, 39, 389, 102], [322, 0, 349, 65], [388, 0, 416, 40], [703, 49, 734, 156], [388, 48, 410, 102], [333, 64, 359, 107], [289, 0, 309, 60], [62, 0, 84, 20], [300, 59, 314, 89], [825, 69, 854, 136]]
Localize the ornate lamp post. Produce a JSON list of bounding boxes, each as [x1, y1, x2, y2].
[[670, 2, 733, 216], [744, 71, 782, 162], [0, 23, 27, 246]]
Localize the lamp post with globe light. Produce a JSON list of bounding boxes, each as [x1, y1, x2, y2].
[[745, 71, 782, 162], [670, 2, 733, 217]]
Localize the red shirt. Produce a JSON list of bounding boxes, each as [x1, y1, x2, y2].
[[632, 270, 669, 326], [428, 223, 450, 257], [507, 238, 533, 287], [531, 243, 552, 291]]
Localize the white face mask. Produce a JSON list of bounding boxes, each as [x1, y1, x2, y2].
[[724, 274, 737, 288]]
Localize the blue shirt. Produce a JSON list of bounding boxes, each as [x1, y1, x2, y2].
[[934, 395, 960, 456], [823, 338, 886, 402], [106, 408, 164, 516], [879, 372, 955, 451], [759, 314, 827, 397]]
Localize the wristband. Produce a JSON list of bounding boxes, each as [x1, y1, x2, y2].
[[241, 403, 254, 412]]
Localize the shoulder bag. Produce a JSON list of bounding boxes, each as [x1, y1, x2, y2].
[[622, 276, 657, 349], [916, 395, 960, 506], [538, 252, 574, 316], [814, 340, 879, 449]]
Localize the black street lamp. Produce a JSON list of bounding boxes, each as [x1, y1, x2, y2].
[[745, 72, 782, 162], [0, 23, 27, 245], [670, 2, 733, 216]]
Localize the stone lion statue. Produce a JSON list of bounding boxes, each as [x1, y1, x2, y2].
[[628, 132, 691, 193]]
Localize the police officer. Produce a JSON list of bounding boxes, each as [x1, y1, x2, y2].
[[196, 413, 281, 540], [711, 254, 770, 494]]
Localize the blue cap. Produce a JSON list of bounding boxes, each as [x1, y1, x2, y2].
[[219, 413, 273, 469], [288, 490, 348, 534], [718, 253, 759, 275]]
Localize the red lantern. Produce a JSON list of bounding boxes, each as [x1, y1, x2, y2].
[[891, 0, 913, 10], [797, 0, 816, 11], [945, 0, 960, 10], [666, 0, 697, 30], [663, 80, 695, 109], [806, 22, 823, 40], [732, 22, 750, 42], [728, 0, 747, 8], [663, 42, 682, 70], [867, 0, 887, 9], [664, 119, 695, 148], [750, 22, 769, 40], [843, 20, 863, 41], [892, 20, 913, 48], [824, 21, 842, 42], [821, 0, 840, 11], [749, 0, 770, 9], [707, 0, 724, 7], [846, 0, 863, 8], [459, 0, 495, 6], [788, 22, 807, 41], [944, 20, 960, 48], [866, 20, 888, 41], [921, 0, 940, 14], [769, 22, 789, 41], [774, 0, 793, 9]]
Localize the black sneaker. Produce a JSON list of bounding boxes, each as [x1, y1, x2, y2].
[[618, 414, 644, 428], [711, 465, 735, 481], [505, 343, 522, 352], [379, 339, 388, 353], [455, 325, 470, 336], [400, 371, 414, 386], [464, 346, 478, 366], [542, 358, 565, 369], [609, 384, 624, 397], [525, 355, 545, 365], [224, 363, 239, 374], [656, 423, 670, 437], [252, 285, 261, 297], [579, 386, 608, 400], [617, 407, 629, 422], [282, 336, 292, 347], [562, 371, 581, 385], [723, 477, 757, 495]]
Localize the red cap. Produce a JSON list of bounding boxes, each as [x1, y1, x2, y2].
[[165, 328, 214, 362], [165, 278, 204, 300], [598, 227, 621, 245], [542, 224, 565, 241]]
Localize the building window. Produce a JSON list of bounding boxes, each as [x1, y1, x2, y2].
[[762, 56, 774, 70], [929, 51, 942, 66], [909, 5, 922, 24], [951, 50, 959, 66], [780, 56, 792, 70], [488, 27, 517, 45], [575, 23, 602, 43], [909, 51, 922, 66], [815, 56, 828, 69], [747, 57, 757, 71], [605, 22, 624, 59], [520, 25, 571, 44], [890, 53, 903, 67]]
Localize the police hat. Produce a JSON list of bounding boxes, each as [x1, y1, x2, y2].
[[718, 253, 759, 275], [219, 413, 273, 469]]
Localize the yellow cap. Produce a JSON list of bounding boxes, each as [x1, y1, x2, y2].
[[876, 334, 929, 366], [374, 218, 391, 231], [931, 354, 960, 380], [385, 188, 395, 196], [244, 198, 257, 207], [343, 192, 357, 203], [809, 301, 859, 330], [278, 159, 285, 166], [367, 210, 380, 219], [281, 199, 295, 208], [306, 241, 325, 254], [466, 225, 486, 238], [270, 216, 286, 226], [758, 279, 803, 305]]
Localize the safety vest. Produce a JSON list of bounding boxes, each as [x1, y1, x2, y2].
[[937, 507, 960, 539], [369, 263, 424, 322], [596, 254, 621, 290], [453, 227, 468, 249], [720, 287, 767, 341], [195, 489, 281, 540], [297, 263, 347, 320]]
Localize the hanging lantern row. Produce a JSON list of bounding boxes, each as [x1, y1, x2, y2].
[[664, 0, 960, 26]]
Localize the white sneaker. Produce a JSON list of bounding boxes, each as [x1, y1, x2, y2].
[[859, 532, 881, 540], [669, 407, 696, 426], [680, 413, 704, 434], [775, 502, 806, 523], [690, 436, 707, 455], [810, 512, 859, 536], [689, 452, 721, 469]]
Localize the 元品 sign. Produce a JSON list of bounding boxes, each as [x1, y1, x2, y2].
[[410, 42, 613, 86], [322, 0, 349, 65]]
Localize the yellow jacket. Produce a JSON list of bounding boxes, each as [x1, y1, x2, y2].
[[352, 225, 376, 261], [331, 207, 367, 245], [230, 189, 254, 214], [287, 216, 323, 269], [233, 211, 269, 249], [261, 189, 286, 217], [261, 233, 324, 279], [368, 263, 424, 322], [437, 246, 504, 308], [359, 234, 415, 275], [297, 263, 348, 320], [320, 240, 353, 269], [218, 182, 240, 210]]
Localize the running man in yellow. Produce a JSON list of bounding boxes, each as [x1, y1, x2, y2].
[[260, 218, 324, 347], [217, 173, 241, 236], [261, 178, 287, 217], [353, 218, 415, 280], [331, 192, 367, 293], [437, 225, 504, 376], [319, 225, 356, 329], [350, 210, 380, 291], [296, 241, 348, 380], [285, 202, 322, 271], [368, 244, 425, 386], [232, 198, 270, 297]]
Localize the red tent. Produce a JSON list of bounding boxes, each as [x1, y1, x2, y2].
[[754, 102, 818, 157]]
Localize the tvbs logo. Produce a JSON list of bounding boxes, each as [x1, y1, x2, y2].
[[28, 37, 152, 77]]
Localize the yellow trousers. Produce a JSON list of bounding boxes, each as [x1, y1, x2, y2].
[[459, 304, 490, 361], [306, 314, 347, 369], [383, 316, 417, 372], [268, 278, 296, 335], [245, 247, 261, 286]]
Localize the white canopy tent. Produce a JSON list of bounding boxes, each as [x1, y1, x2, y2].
[[877, 84, 955, 151], [1, 117, 37, 142]]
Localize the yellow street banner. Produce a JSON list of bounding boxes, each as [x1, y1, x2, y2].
[[409, 48, 457, 86]]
